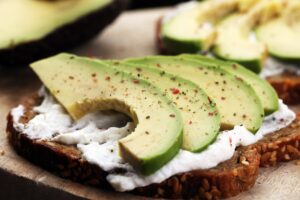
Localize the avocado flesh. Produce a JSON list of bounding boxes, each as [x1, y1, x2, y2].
[[30, 53, 183, 175], [256, 1, 300, 60], [179, 54, 279, 115], [106, 61, 221, 152], [161, 0, 239, 54], [125, 56, 264, 133], [213, 0, 284, 73], [0, 0, 111, 50]]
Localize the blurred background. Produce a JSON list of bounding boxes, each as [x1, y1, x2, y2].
[[129, 0, 190, 9]]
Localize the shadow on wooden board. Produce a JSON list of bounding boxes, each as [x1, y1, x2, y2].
[[0, 169, 85, 200]]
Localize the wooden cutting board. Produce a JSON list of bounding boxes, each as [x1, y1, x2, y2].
[[0, 8, 299, 200]]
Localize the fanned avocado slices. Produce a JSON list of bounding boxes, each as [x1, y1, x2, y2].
[[256, 0, 300, 61], [105, 61, 221, 152], [161, 0, 259, 54], [30, 53, 183, 175], [179, 54, 279, 115], [125, 56, 264, 133], [213, 0, 284, 73]]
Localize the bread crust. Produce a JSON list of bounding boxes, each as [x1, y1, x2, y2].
[[0, 0, 128, 66], [267, 72, 300, 105], [6, 95, 300, 199]]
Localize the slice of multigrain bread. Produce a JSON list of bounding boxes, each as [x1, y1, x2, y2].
[[267, 72, 300, 105], [6, 94, 300, 199]]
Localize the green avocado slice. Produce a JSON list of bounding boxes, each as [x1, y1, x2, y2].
[[0, 0, 112, 50], [256, 0, 300, 61], [161, 0, 238, 54], [125, 56, 264, 133], [30, 53, 183, 175], [179, 54, 279, 115], [213, 0, 284, 73], [105, 61, 221, 152]]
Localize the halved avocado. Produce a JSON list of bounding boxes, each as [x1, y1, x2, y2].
[[213, 0, 284, 73], [30, 53, 183, 175], [106, 61, 221, 152], [125, 56, 264, 133], [179, 54, 279, 115], [256, 0, 300, 61], [0, 0, 127, 65]]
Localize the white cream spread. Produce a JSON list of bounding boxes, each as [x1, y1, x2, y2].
[[260, 58, 300, 78], [11, 90, 296, 192]]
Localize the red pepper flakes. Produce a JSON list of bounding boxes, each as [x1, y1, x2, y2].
[[221, 97, 226, 100], [133, 79, 140, 84], [105, 76, 110, 81], [188, 121, 192, 125], [229, 137, 232, 146], [156, 63, 161, 68], [208, 112, 214, 116], [170, 88, 180, 95], [69, 76, 74, 80], [91, 73, 96, 78]]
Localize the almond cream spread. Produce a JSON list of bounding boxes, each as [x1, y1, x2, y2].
[[11, 89, 296, 192]]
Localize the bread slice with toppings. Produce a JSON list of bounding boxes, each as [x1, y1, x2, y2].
[[6, 94, 300, 199]]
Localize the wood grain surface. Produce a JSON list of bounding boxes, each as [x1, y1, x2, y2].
[[0, 8, 299, 200]]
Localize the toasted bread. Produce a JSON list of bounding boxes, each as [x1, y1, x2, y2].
[[267, 72, 300, 105], [0, 0, 128, 66], [6, 94, 300, 199]]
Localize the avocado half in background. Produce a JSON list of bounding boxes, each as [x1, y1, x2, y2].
[[160, 0, 300, 73], [0, 0, 128, 66]]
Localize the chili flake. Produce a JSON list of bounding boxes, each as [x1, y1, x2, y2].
[[133, 79, 140, 84], [170, 88, 180, 95]]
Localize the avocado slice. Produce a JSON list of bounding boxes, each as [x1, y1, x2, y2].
[[106, 61, 221, 152], [213, 0, 284, 73], [0, 0, 127, 65], [256, 0, 300, 61], [30, 53, 183, 175], [179, 54, 279, 115], [125, 56, 264, 133], [161, 0, 238, 54], [161, 0, 260, 54]]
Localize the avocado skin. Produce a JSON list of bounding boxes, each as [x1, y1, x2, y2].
[[267, 52, 300, 63], [0, 0, 128, 66], [162, 36, 205, 55], [213, 49, 263, 74], [133, 131, 183, 175]]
